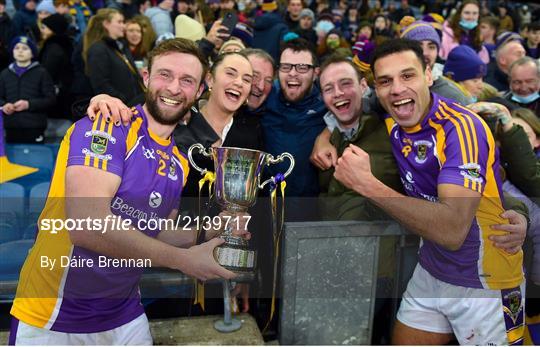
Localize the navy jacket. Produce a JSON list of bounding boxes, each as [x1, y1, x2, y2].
[[252, 11, 289, 63], [260, 82, 327, 197]]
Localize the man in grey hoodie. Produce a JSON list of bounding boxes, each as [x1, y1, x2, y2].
[[144, 0, 173, 37]]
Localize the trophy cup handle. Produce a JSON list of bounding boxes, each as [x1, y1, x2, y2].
[[187, 143, 212, 175], [259, 152, 295, 189]]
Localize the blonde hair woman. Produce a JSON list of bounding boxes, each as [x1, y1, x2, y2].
[[83, 8, 144, 103]]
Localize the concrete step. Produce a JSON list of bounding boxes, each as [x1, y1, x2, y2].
[[151, 313, 264, 345]]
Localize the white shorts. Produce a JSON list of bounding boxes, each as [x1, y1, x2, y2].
[[10, 313, 152, 345], [397, 264, 525, 345]]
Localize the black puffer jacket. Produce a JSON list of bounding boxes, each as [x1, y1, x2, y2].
[[0, 62, 56, 130], [40, 35, 73, 91], [39, 35, 74, 118], [86, 37, 144, 104]]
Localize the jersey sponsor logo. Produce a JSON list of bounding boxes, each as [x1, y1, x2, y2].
[[401, 145, 412, 157], [502, 290, 523, 325], [111, 196, 159, 221], [149, 191, 162, 208], [458, 163, 483, 183], [400, 138, 413, 157], [405, 171, 415, 184], [91, 135, 108, 154], [168, 160, 178, 181], [85, 130, 117, 144], [156, 149, 170, 161], [82, 148, 112, 160], [413, 140, 432, 164], [143, 146, 156, 160], [400, 177, 438, 202]]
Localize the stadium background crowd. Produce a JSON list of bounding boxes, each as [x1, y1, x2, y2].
[[0, 0, 539, 344]]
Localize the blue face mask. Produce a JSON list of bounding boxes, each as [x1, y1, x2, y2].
[[316, 21, 334, 35], [459, 19, 478, 30], [511, 91, 540, 104], [470, 96, 478, 103]]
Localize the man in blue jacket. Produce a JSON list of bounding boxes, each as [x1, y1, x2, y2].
[[260, 38, 327, 220]]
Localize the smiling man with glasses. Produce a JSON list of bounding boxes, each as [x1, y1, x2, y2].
[[260, 38, 327, 221], [278, 62, 314, 73]]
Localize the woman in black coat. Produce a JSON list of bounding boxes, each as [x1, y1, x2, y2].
[[83, 8, 144, 104], [39, 13, 73, 119]]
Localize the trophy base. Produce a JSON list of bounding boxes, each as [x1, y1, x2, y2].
[[214, 235, 256, 273], [214, 317, 242, 332]]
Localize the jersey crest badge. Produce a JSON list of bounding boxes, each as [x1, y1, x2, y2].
[[459, 163, 483, 183], [91, 135, 108, 155], [413, 140, 432, 164], [502, 290, 523, 325]]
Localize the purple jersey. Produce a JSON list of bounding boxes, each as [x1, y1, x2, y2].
[[11, 105, 190, 333], [384, 93, 523, 290]]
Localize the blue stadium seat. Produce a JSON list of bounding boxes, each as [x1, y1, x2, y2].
[[0, 239, 34, 282], [44, 143, 61, 158], [29, 182, 50, 215], [5, 145, 54, 194], [5, 144, 55, 172], [0, 223, 21, 243], [10, 172, 52, 198], [22, 223, 38, 240], [0, 182, 25, 228]]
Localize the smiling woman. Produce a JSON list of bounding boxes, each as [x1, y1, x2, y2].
[[173, 51, 265, 197], [84, 9, 145, 104]]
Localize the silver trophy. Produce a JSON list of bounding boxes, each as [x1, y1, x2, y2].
[[188, 144, 294, 272], [188, 144, 294, 333]]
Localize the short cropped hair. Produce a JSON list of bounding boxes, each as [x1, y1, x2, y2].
[[320, 54, 364, 82], [370, 38, 426, 75], [508, 56, 540, 78], [243, 48, 275, 73], [279, 38, 318, 67], [147, 38, 209, 84]]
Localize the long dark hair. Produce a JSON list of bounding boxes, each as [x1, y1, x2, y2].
[[449, 0, 483, 52]]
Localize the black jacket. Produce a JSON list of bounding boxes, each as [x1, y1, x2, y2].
[[39, 35, 74, 118], [86, 37, 144, 103], [485, 62, 509, 93], [0, 13, 13, 43], [39, 35, 73, 89], [0, 62, 56, 129], [174, 106, 264, 199], [0, 14, 14, 71]]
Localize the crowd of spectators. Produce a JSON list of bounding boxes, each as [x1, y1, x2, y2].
[[0, 0, 537, 143], [1, 0, 539, 343]]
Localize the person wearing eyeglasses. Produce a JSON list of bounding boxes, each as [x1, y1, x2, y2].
[[260, 38, 327, 221]]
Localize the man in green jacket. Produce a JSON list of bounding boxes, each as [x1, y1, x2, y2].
[[317, 54, 402, 221]]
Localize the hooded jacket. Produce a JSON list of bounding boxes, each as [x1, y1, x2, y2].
[[252, 11, 289, 62], [0, 61, 55, 129], [260, 81, 327, 198]]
